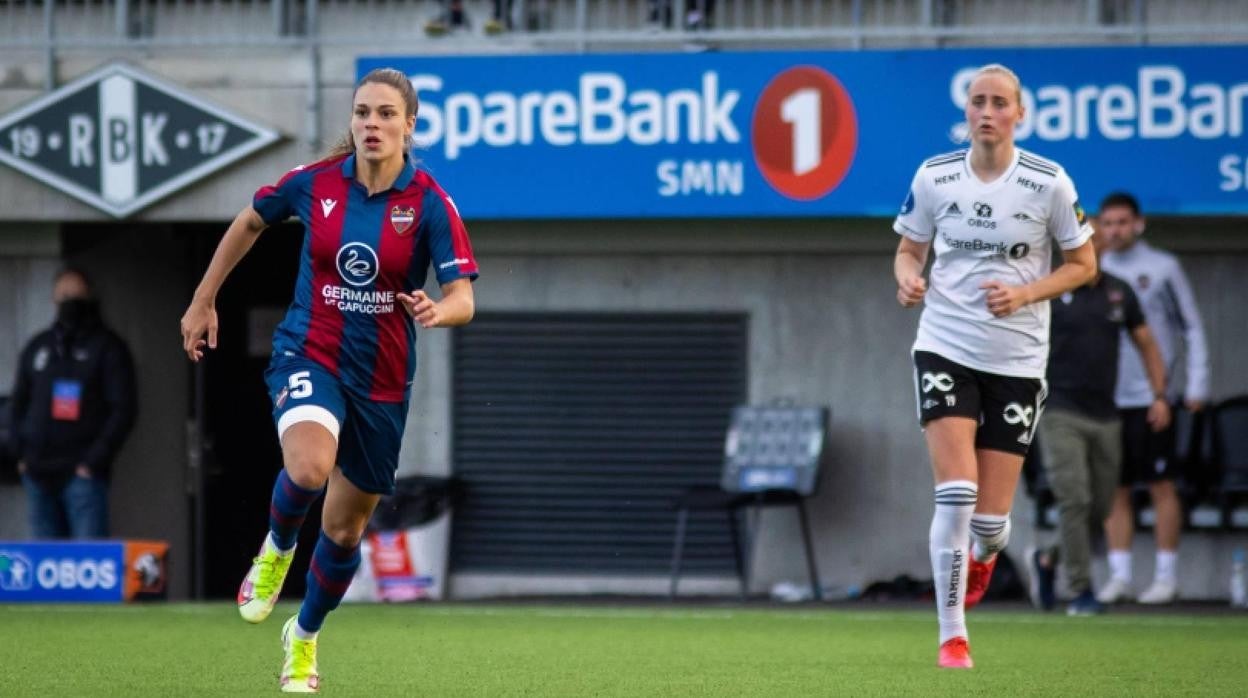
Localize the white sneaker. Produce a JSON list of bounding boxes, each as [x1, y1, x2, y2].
[[1096, 577, 1133, 604], [1137, 580, 1178, 605]]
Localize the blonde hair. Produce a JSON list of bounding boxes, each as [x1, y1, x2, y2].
[[969, 63, 1022, 106], [327, 68, 419, 157]]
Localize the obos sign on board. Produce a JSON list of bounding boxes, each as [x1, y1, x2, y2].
[[0, 540, 168, 603], [361, 46, 1248, 218]]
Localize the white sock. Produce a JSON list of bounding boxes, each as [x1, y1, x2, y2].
[[931, 480, 977, 644], [1108, 550, 1132, 583], [293, 621, 318, 642], [267, 532, 296, 556], [970, 513, 1010, 563], [1155, 550, 1178, 586]]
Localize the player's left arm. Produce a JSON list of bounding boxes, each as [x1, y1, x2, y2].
[[982, 242, 1096, 318], [1165, 260, 1211, 410], [399, 278, 475, 329], [402, 183, 479, 328], [982, 169, 1097, 317]]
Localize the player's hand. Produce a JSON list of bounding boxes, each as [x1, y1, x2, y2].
[[980, 280, 1030, 317], [1183, 399, 1205, 413], [16, 461, 26, 475], [398, 290, 441, 328], [1147, 398, 1172, 432], [180, 299, 218, 362], [897, 275, 927, 308]]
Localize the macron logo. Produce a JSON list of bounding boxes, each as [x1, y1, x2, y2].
[[321, 199, 337, 217]]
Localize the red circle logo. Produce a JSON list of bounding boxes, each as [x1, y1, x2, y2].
[[752, 66, 858, 201]]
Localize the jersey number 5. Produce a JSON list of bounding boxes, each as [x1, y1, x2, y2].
[[288, 371, 313, 399]]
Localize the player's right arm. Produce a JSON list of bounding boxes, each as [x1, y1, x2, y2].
[[893, 166, 934, 308], [181, 163, 305, 361], [895, 237, 930, 307], [180, 206, 268, 361]]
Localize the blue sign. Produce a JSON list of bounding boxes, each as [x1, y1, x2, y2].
[[360, 46, 1248, 218], [0, 541, 125, 603], [739, 467, 799, 492]]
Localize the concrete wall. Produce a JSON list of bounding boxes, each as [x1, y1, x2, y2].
[[420, 221, 1248, 600], [0, 226, 60, 540], [0, 227, 194, 599], [61, 228, 195, 599], [0, 49, 457, 223], [3, 218, 1246, 601]]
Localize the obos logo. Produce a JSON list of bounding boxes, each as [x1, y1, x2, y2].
[[336, 242, 379, 287], [0, 551, 34, 591], [752, 66, 858, 201], [37, 558, 117, 590]]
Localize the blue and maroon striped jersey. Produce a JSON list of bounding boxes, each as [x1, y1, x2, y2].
[[253, 153, 479, 402]]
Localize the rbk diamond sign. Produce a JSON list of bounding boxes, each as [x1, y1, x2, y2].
[[0, 62, 279, 218]]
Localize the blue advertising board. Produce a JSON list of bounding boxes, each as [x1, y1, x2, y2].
[[0, 541, 125, 602], [0, 540, 168, 602], [360, 46, 1248, 219]]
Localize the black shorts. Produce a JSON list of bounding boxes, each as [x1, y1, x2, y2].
[[1119, 406, 1178, 484], [913, 350, 1047, 457]]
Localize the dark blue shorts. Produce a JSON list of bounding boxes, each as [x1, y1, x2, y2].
[[264, 355, 408, 495]]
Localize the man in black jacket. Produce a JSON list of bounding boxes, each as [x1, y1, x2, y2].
[[12, 268, 137, 539]]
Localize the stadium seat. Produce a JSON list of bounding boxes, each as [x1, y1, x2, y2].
[[1129, 403, 1221, 531], [1211, 396, 1248, 528], [1172, 404, 1221, 529], [668, 405, 827, 601]]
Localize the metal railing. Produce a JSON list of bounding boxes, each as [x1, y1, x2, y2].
[[2, 0, 1246, 51]]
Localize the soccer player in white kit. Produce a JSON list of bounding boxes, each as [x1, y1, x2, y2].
[[893, 64, 1097, 669]]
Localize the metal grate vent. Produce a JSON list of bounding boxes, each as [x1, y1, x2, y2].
[[450, 312, 748, 574]]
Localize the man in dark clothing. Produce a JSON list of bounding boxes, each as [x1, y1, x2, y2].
[[11, 268, 137, 539], [1032, 227, 1169, 615]]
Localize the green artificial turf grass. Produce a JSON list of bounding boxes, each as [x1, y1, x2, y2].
[[1, 603, 1245, 696]]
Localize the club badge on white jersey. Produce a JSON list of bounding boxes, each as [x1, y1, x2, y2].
[[894, 148, 1093, 379]]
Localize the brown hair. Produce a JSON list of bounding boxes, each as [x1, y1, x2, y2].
[[327, 68, 420, 157]]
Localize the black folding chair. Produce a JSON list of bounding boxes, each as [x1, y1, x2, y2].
[[1171, 404, 1220, 529], [668, 405, 828, 600], [1211, 396, 1248, 528]]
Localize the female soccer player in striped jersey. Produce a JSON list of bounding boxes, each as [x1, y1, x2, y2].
[[180, 68, 478, 692], [892, 64, 1097, 669]]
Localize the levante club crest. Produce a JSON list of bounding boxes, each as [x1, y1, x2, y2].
[[391, 205, 416, 236]]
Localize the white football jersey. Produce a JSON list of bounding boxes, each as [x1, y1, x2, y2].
[[894, 147, 1093, 378]]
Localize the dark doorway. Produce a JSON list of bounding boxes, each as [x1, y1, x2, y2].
[[192, 221, 322, 600], [58, 221, 319, 599]]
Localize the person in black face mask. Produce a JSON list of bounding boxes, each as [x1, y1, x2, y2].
[[10, 267, 136, 539]]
